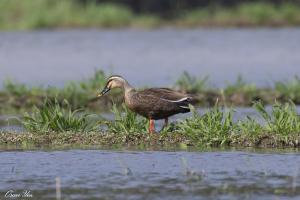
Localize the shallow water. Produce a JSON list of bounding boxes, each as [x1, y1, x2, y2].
[[0, 148, 299, 200], [1, 28, 300, 88]]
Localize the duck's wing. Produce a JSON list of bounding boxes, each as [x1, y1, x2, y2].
[[129, 88, 192, 119], [139, 88, 192, 102], [137, 88, 193, 110]]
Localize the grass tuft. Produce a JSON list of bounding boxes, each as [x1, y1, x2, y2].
[[275, 76, 300, 103], [176, 105, 234, 146], [175, 71, 209, 93], [4, 70, 300, 114], [106, 104, 148, 134], [1, 101, 300, 147], [224, 75, 257, 96], [22, 98, 99, 133], [254, 101, 300, 135]]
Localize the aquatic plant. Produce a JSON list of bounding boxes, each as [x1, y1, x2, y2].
[[175, 71, 209, 93], [176, 105, 234, 145], [3, 79, 45, 97], [275, 76, 300, 103], [174, 102, 300, 146], [254, 101, 300, 135], [22, 99, 99, 133], [3, 70, 300, 114], [224, 75, 257, 96], [1, 101, 300, 147], [4, 79, 30, 96], [236, 116, 263, 137], [106, 104, 148, 134], [53, 69, 108, 109], [0, 69, 112, 113]]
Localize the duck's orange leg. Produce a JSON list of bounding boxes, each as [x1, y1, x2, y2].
[[148, 119, 155, 134]]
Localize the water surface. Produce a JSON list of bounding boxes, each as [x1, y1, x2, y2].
[[1, 28, 300, 88], [0, 149, 299, 200]]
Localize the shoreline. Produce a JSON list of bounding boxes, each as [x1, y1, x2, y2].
[[0, 131, 299, 148]]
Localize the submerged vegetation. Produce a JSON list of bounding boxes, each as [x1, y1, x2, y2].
[[1, 0, 300, 30]]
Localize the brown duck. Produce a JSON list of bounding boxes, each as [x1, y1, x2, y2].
[[98, 75, 193, 133]]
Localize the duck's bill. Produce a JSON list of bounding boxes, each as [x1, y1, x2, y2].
[[97, 87, 110, 97]]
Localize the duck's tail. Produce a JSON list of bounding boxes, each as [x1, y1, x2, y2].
[[164, 96, 193, 112], [161, 96, 194, 113]]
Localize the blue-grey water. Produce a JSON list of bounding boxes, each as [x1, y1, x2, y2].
[[1, 28, 300, 88], [0, 149, 299, 200]]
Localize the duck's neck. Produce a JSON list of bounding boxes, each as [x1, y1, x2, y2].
[[123, 80, 136, 97]]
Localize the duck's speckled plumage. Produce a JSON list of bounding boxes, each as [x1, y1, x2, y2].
[[125, 88, 191, 120]]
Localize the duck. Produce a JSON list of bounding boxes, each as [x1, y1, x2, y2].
[[98, 75, 193, 133]]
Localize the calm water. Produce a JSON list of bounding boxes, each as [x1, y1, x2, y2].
[[1, 28, 300, 88], [0, 149, 299, 200]]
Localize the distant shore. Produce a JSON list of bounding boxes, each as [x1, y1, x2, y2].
[[1, 1, 300, 30]]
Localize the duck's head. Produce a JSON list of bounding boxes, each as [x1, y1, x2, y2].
[[97, 75, 126, 97]]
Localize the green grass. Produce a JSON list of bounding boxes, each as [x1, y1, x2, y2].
[[106, 104, 148, 134], [178, 2, 300, 27], [4, 70, 300, 114], [275, 76, 300, 103], [175, 105, 234, 146], [22, 98, 99, 133], [0, 0, 135, 30], [0, 69, 117, 113], [1, 1, 300, 30], [2, 101, 297, 147], [173, 102, 300, 147], [254, 101, 300, 135], [175, 71, 209, 93], [53, 69, 108, 109], [224, 75, 257, 96]]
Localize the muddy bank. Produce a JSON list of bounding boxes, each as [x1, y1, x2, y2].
[[0, 131, 299, 148]]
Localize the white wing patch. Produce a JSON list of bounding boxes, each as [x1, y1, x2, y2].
[[179, 105, 190, 109], [160, 97, 191, 103]]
